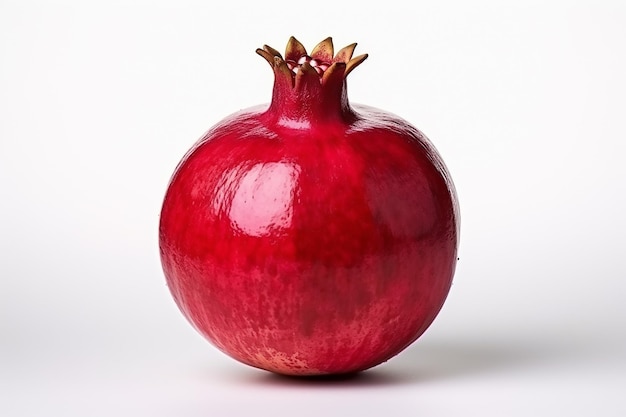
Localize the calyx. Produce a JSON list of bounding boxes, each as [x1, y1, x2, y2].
[[256, 36, 368, 88]]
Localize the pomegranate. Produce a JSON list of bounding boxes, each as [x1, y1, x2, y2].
[[159, 37, 459, 376]]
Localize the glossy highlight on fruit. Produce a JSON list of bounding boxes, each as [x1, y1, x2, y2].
[[159, 37, 460, 376]]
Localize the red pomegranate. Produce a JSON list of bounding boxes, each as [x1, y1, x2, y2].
[[159, 37, 459, 376]]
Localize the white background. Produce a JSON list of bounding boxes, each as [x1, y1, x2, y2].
[[1, 0, 625, 416]]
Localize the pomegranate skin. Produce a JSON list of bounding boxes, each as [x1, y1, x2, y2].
[[159, 38, 459, 376]]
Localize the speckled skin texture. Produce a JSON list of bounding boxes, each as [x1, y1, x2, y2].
[[159, 39, 459, 375], [159, 104, 459, 375]]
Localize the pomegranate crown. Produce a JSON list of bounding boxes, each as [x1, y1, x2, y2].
[[256, 36, 368, 89]]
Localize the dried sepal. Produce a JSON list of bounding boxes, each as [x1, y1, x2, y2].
[[294, 61, 321, 91], [333, 43, 357, 63], [345, 53, 368, 77], [256, 48, 275, 67], [285, 36, 307, 62], [274, 56, 295, 88], [311, 37, 334, 63], [263, 44, 282, 59], [321, 62, 346, 86]]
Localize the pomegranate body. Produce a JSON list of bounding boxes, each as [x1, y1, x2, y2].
[[159, 38, 459, 376]]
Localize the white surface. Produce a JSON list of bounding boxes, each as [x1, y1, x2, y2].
[[1, 1, 625, 416]]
